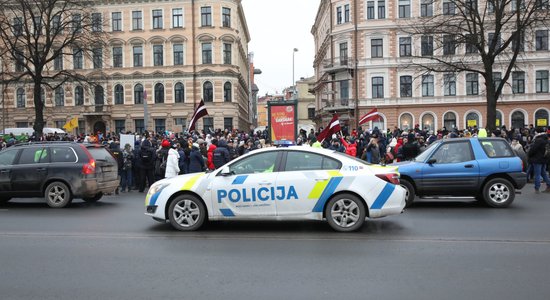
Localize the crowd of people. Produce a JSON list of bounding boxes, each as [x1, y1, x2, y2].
[[1, 123, 549, 194]]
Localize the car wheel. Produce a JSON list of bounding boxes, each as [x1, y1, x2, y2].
[[0, 197, 11, 205], [483, 178, 515, 208], [168, 194, 206, 231], [325, 194, 366, 232], [45, 182, 73, 208], [83, 193, 103, 203], [400, 179, 416, 207]]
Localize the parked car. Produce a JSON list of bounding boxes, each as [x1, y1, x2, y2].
[[0, 142, 119, 208], [392, 137, 526, 208]]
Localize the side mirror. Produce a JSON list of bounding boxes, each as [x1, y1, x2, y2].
[[427, 158, 437, 165], [219, 166, 234, 176]]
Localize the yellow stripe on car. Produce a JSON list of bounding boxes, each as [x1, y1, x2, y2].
[[181, 173, 204, 190], [308, 170, 342, 199]]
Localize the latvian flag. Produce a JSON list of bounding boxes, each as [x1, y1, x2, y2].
[[317, 114, 341, 143], [188, 100, 209, 132], [359, 108, 380, 125]]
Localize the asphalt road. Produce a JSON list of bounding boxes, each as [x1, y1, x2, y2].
[[1, 186, 549, 300]]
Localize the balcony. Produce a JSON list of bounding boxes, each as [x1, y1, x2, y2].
[[322, 57, 354, 74], [321, 98, 355, 112], [81, 105, 112, 116]]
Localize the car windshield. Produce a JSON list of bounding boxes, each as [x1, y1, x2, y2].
[[333, 151, 371, 165], [414, 141, 439, 162]]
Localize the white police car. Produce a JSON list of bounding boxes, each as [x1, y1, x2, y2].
[[145, 147, 406, 232]]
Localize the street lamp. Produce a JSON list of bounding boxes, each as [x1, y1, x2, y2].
[[292, 48, 298, 98]]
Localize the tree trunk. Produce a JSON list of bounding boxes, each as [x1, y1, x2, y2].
[[485, 92, 497, 133], [32, 81, 44, 136]]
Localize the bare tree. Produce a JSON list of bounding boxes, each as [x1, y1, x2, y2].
[[401, 0, 550, 131], [0, 0, 108, 135]]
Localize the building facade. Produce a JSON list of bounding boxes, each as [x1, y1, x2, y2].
[[1, 0, 251, 135], [311, 0, 550, 132]]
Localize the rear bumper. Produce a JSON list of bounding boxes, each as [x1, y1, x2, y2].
[[77, 178, 120, 197], [509, 172, 527, 189]]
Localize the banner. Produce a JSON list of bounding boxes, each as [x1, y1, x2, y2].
[[467, 120, 477, 127], [316, 114, 341, 143], [270, 104, 296, 142], [359, 108, 380, 125], [188, 100, 209, 132], [537, 118, 547, 127]]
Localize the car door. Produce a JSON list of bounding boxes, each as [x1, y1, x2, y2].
[[0, 149, 20, 195], [276, 150, 342, 216], [421, 141, 479, 196], [210, 151, 280, 217], [11, 147, 49, 195]]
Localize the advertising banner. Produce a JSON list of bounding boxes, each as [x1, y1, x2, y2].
[[537, 118, 548, 127], [268, 101, 297, 142]]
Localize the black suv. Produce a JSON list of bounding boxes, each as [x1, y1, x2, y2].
[[0, 142, 119, 208]]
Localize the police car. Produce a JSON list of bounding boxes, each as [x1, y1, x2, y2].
[[145, 147, 406, 232]]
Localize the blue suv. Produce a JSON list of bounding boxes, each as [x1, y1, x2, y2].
[[392, 138, 526, 208]]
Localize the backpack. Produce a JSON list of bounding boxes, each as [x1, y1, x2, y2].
[[155, 152, 167, 177]]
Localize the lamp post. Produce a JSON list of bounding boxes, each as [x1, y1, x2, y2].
[[292, 48, 298, 98]]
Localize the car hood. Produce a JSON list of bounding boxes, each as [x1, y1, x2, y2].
[[389, 161, 422, 174]]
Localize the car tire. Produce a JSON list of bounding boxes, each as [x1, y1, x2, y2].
[[45, 182, 73, 208], [325, 194, 366, 232], [483, 178, 515, 208], [400, 179, 416, 207], [0, 197, 11, 205], [168, 194, 206, 231], [83, 193, 103, 203]]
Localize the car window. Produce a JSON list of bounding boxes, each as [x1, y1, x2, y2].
[[229, 151, 278, 175], [480, 140, 514, 158], [430, 142, 473, 164], [51, 147, 77, 163], [87, 147, 116, 163], [0, 149, 19, 166], [17, 148, 48, 164], [284, 151, 341, 171]]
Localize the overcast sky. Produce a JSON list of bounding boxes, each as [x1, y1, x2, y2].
[[241, 0, 321, 95]]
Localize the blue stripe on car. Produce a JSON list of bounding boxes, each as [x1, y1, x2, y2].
[[232, 175, 248, 185], [371, 184, 395, 209], [220, 208, 235, 216], [312, 177, 343, 212]]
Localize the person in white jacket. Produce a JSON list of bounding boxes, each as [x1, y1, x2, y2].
[[165, 143, 180, 178]]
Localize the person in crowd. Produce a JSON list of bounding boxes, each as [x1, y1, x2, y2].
[[365, 134, 380, 164], [402, 133, 420, 161], [120, 143, 133, 193], [207, 138, 218, 170], [213, 139, 231, 169], [138, 132, 156, 193], [527, 131, 550, 193], [109, 141, 123, 195], [188, 143, 206, 173], [155, 139, 171, 180], [227, 140, 238, 160], [340, 136, 357, 157], [165, 142, 180, 178], [177, 142, 188, 175]]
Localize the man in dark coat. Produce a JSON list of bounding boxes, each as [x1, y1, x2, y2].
[[138, 132, 156, 193], [188, 143, 205, 173], [527, 132, 550, 193], [212, 139, 231, 169]]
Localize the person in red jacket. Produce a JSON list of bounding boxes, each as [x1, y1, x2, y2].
[[340, 137, 357, 157], [393, 137, 404, 162], [207, 139, 218, 170]]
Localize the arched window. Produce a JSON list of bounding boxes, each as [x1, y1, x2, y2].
[[55, 87, 64, 106], [399, 113, 413, 131], [134, 84, 144, 104], [114, 84, 124, 105], [16, 88, 25, 108], [40, 88, 46, 106], [466, 112, 480, 129], [511, 111, 525, 129], [154, 83, 164, 103], [74, 86, 84, 106], [223, 82, 232, 102], [421, 113, 435, 131], [203, 81, 213, 102], [535, 109, 549, 128], [94, 85, 104, 106], [174, 82, 184, 103], [443, 112, 457, 129], [496, 111, 503, 128]]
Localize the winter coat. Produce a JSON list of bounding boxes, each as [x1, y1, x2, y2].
[[527, 134, 549, 164], [165, 148, 180, 178], [188, 148, 206, 173], [207, 144, 217, 170], [340, 138, 357, 157], [213, 140, 231, 169], [178, 149, 188, 174]]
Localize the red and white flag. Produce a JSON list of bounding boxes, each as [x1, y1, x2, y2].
[[359, 108, 380, 125], [317, 114, 341, 142], [188, 100, 209, 132]]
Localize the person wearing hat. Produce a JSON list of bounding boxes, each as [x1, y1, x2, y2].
[[188, 142, 206, 173], [154, 139, 171, 180], [165, 142, 180, 178]]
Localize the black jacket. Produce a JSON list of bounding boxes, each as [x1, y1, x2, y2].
[[188, 148, 205, 173], [213, 140, 231, 169], [528, 134, 549, 164]]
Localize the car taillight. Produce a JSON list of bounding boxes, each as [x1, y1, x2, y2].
[[376, 173, 400, 185], [82, 159, 96, 175]]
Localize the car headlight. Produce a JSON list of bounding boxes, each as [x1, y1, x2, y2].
[[148, 182, 169, 196]]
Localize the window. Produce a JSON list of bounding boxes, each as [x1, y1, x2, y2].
[[512, 30, 525, 52], [465, 34, 478, 54], [203, 81, 213, 102], [133, 45, 143, 67], [75, 86, 84, 106], [340, 80, 350, 103], [172, 8, 183, 28], [223, 43, 232, 65], [155, 119, 165, 133], [174, 82, 184, 103], [465, 0, 477, 14], [132, 11, 143, 30], [92, 48, 102, 69], [443, 35, 456, 55], [134, 119, 144, 134], [367, 1, 375, 19], [229, 152, 278, 175], [0, 149, 20, 166], [536, 30, 548, 51], [115, 120, 125, 134], [535, 109, 549, 127], [511, 111, 525, 129], [16, 88, 25, 108], [344, 4, 350, 22], [201, 7, 212, 26], [444, 74, 456, 96], [15, 50, 25, 72], [174, 117, 186, 127], [114, 84, 124, 104], [421, 36, 433, 56], [399, 0, 411, 18], [431, 142, 473, 164], [371, 39, 383, 58], [113, 46, 123, 68], [372, 77, 384, 98], [308, 107, 315, 119], [466, 112, 479, 128], [481, 140, 514, 158], [224, 82, 232, 102], [339, 42, 348, 64], [512, 71, 525, 94], [13, 17, 23, 36], [422, 75, 434, 96], [421, 0, 433, 17], [16, 122, 28, 128], [154, 83, 164, 103], [202, 117, 213, 133], [493, 72, 502, 90], [134, 84, 144, 104], [55, 87, 64, 106], [536, 70, 549, 93], [496, 111, 503, 127], [400, 76, 412, 97], [421, 113, 435, 131], [19, 147, 48, 165], [284, 152, 341, 172], [173, 44, 184, 65], [52, 15, 61, 34], [399, 37, 412, 57], [152, 9, 163, 29], [94, 86, 104, 106], [378, 0, 386, 18], [488, 32, 501, 50], [112, 12, 122, 31], [33, 17, 42, 35], [444, 112, 457, 129], [202, 42, 212, 64], [51, 147, 77, 163], [337, 6, 343, 24], [443, 0, 455, 15], [466, 73, 479, 95], [222, 7, 231, 27], [73, 48, 83, 69], [488, 0, 495, 13], [54, 53, 63, 71], [71, 14, 81, 34], [224, 117, 233, 131], [153, 45, 163, 66], [92, 13, 102, 32], [400, 113, 413, 130]]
